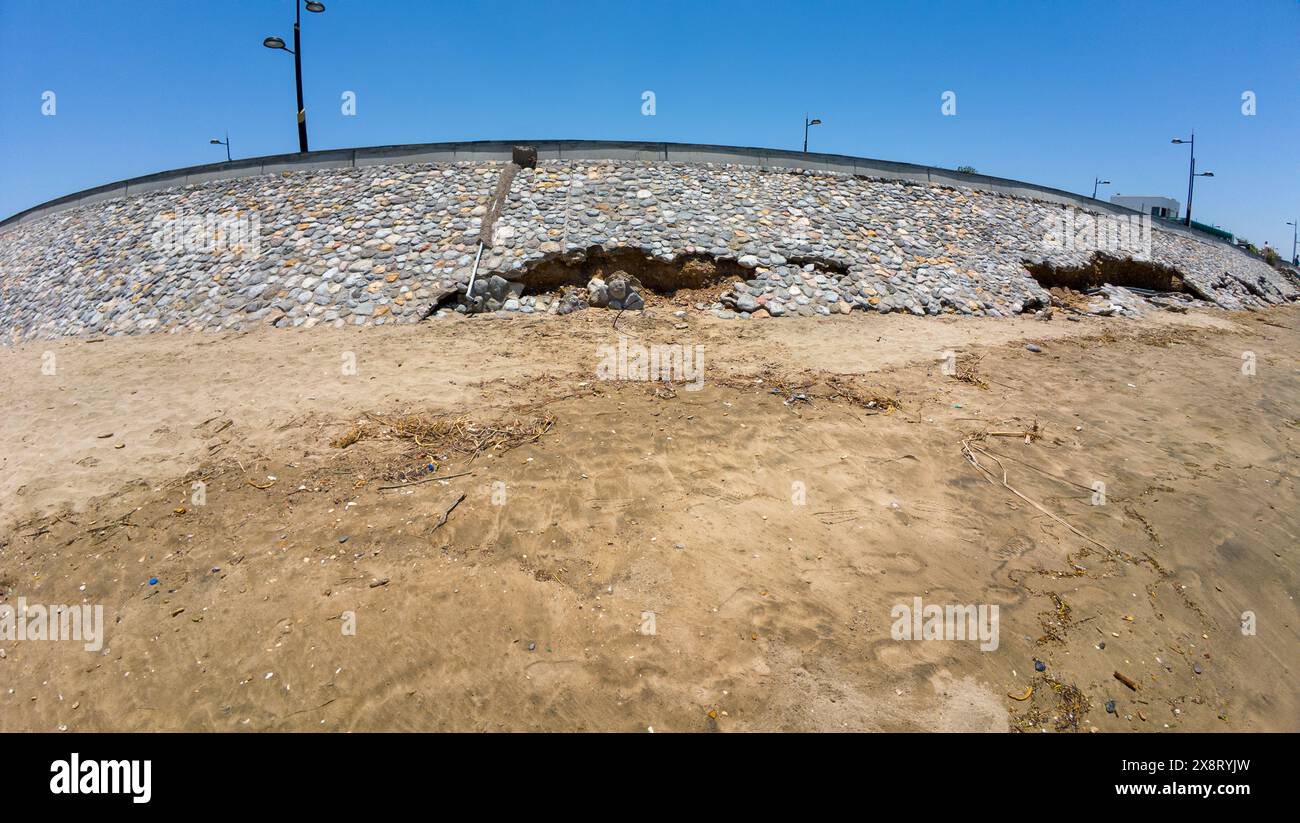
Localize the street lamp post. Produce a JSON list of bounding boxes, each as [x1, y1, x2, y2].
[[1092, 177, 1110, 199], [803, 115, 822, 153], [210, 132, 231, 162], [264, 1, 326, 153], [1287, 220, 1298, 265], [1171, 133, 1213, 227]]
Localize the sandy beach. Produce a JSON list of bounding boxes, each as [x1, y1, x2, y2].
[[0, 305, 1295, 731]]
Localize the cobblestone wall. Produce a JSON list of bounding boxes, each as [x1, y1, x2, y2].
[[0, 159, 1294, 341]]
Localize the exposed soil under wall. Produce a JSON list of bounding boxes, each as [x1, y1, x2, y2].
[[437, 248, 859, 316], [1023, 252, 1189, 293], [518, 248, 748, 293]]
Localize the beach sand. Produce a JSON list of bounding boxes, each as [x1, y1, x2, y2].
[[0, 304, 1295, 731]]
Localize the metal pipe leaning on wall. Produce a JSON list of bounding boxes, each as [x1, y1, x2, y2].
[[465, 146, 537, 307]]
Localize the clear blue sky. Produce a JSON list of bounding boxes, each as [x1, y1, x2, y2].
[[2, 0, 1297, 252]]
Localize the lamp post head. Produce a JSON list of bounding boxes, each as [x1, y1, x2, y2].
[[210, 139, 221, 144], [808, 118, 822, 126], [305, 1, 326, 11], [1199, 171, 1214, 177], [263, 36, 287, 50], [1171, 138, 1187, 144]]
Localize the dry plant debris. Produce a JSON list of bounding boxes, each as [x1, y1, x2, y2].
[[950, 354, 989, 390], [720, 369, 901, 412], [337, 411, 556, 464]]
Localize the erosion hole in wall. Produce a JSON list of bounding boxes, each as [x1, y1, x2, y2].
[[1022, 252, 1190, 293], [517, 247, 748, 293], [439, 247, 852, 315]]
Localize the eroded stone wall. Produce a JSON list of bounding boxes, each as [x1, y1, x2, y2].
[[0, 159, 1294, 341]]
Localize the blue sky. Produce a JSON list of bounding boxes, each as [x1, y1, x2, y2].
[[2, 0, 1297, 252]]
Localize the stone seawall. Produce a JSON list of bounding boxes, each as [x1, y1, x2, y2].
[[1, 158, 1295, 341]]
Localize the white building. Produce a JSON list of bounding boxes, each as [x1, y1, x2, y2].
[[1109, 195, 1180, 219]]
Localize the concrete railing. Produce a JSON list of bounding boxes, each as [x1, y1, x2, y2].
[[0, 139, 1236, 250]]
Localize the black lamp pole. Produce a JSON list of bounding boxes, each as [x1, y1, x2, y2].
[[803, 115, 822, 153], [1180, 133, 1194, 225], [1092, 177, 1110, 199], [1288, 220, 1298, 265], [210, 132, 231, 161], [1171, 133, 1212, 227], [293, 2, 307, 152], [265, 1, 325, 154]]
